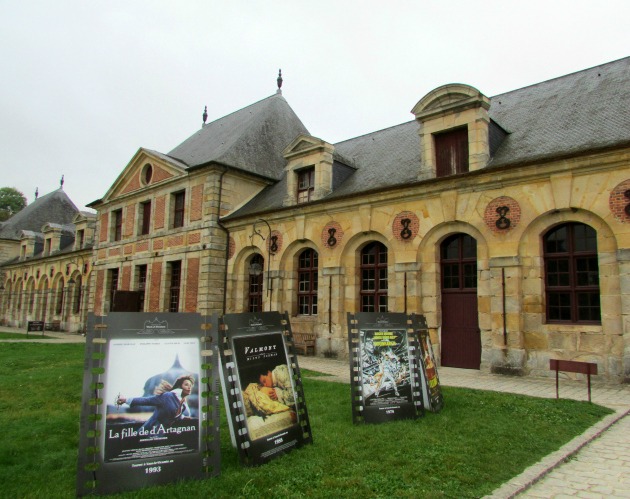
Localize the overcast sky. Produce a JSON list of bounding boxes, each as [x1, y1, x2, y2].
[[2, 1, 628, 211]]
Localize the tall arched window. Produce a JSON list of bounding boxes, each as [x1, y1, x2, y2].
[[544, 222, 600, 323], [297, 249, 318, 315], [360, 242, 388, 312], [248, 254, 264, 312]]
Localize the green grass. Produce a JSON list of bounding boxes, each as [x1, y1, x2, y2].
[[0, 331, 56, 339], [0, 343, 612, 498]]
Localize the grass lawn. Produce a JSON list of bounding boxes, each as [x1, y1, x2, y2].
[[0, 331, 56, 340], [0, 343, 612, 498]]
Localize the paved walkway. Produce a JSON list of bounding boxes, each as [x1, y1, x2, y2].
[[3, 327, 629, 497], [298, 356, 630, 499]]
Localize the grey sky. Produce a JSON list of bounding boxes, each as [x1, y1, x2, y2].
[[1, 1, 628, 211]]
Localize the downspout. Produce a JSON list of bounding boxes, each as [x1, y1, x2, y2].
[[502, 268, 507, 346], [214, 167, 229, 315]]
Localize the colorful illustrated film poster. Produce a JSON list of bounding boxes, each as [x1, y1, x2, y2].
[[76, 313, 219, 496], [221, 312, 311, 466], [419, 330, 444, 412], [349, 313, 423, 423]]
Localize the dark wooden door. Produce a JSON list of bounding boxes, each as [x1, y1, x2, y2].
[[440, 234, 481, 369]]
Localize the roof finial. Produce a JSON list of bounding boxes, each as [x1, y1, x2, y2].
[[35, 187, 39, 199], [60, 175, 64, 189], [202, 105, 208, 126], [276, 69, 283, 94]]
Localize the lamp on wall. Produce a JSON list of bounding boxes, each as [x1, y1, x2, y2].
[[250, 218, 273, 301]]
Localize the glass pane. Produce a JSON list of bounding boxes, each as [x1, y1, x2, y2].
[[574, 224, 597, 252], [545, 226, 567, 254], [462, 235, 477, 259], [577, 293, 601, 321]]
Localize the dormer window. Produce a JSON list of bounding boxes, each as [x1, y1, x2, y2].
[[45, 238, 52, 255], [435, 127, 469, 177], [297, 168, 315, 204]]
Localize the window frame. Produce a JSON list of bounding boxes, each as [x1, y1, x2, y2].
[[434, 126, 469, 177], [543, 222, 601, 324], [297, 167, 315, 204], [297, 249, 318, 315], [168, 261, 182, 312], [360, 242, 388, 313], [139, 200, 152, 236], [112, 209, 123, 242], [248, 254, 264, 312], [172, 191, 186, 229]]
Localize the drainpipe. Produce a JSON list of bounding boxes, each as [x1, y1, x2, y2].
[[502, 268, 507, 346], [214, 167, 229, 315]]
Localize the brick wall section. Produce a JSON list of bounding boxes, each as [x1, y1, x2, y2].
[[154, 195, 166, 229], [167, 234, 185, 248], [94, 269, 105, 313], [153, 239, 164, 250], [109, 248, 122, 257], [609, 179, 630, 223], [121, 174, 141, 194], [136, 240, 149, 252], [149, 262, 162, 311], [100, 213, 109, 242], [124, 203, 135, 237], [185, 258, 199, 312], [188, 232, 201, 245], [121, 265, 131, 290], [152, 166, 173, 183], [124, 244, 133, 255], [392, 211, 419, 242], [321, 221, 343, 249], [190, 184, 203, 221], [484, 196, 521, 232]]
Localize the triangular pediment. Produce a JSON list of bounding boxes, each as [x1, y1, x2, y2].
[[100, 148, 188, 203], [283, 134, 332, 159]]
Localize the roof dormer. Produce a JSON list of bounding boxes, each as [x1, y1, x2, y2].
[[282, 135, 335, 207], [411, 84, 491, 179]]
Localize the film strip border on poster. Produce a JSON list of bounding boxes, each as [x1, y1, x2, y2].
[[347, 312, 425, 424], [219, 311, 312, 467], [76, 313, 221, 496], [417, 317, 444, 413]]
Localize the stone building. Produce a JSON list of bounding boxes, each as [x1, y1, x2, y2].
[[0, 186, 95, 332], [2, 57, 630, 382]]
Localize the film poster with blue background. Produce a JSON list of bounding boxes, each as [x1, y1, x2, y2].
[[76, 313, 219, 496]]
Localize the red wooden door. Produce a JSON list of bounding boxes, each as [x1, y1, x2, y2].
[[440, 234, 481, 369]]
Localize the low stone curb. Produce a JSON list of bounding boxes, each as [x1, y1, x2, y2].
[[485, 409, 630, 498]]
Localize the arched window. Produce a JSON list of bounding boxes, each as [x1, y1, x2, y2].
[[360, 242, 388, 312], [441, 233, 477, 290], [544, 223, 600, 323], [297, 249, 318, 315], [248, 254, 264, 312]]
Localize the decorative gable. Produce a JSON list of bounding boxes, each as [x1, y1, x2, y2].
[[101, 148, 187, 203], [411, 84, 491, 179], [282, 134, 335, 207]]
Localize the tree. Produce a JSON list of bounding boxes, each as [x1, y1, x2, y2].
[[0, 187, 27, 221]]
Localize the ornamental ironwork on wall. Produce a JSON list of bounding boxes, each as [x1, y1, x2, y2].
[[322, 222, 344, 249], [484, 196, 520, 232], [393, 211, 419, 242]]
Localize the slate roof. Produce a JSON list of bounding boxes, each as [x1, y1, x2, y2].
[[488, 56, 630, 167], [0, 189, 79, 241], [167, 93, 309, 180], [225, 56, 630, 220]]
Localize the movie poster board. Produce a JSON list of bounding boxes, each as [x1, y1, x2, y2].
[[76, 313, 220, 496], [417, 321, 444, 413], [219, 311, 312, 466], [347, 312, 424, 424]]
